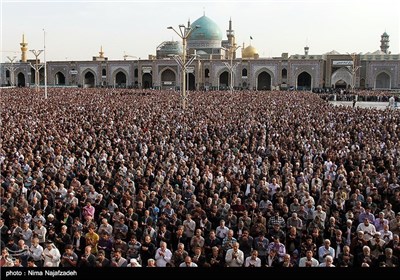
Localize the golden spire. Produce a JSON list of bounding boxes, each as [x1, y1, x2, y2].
[[20, 33, 28, 62], [99, 46, 104, 58]]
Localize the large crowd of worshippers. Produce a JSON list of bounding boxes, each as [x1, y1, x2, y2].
[[0, 88, 399, 268]]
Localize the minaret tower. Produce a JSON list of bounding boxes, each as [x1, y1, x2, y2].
[[99, 46, 104, 58], [380, 31, 390, 54], [304, 45, 309, 56], [20, 34, 28, 62], [226, 17, 237, 59]]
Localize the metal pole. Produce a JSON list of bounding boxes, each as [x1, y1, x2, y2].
[[230, 47, 233, 94], [43, 29, 47, 99], [6, 56, 17, 86], [168, 24, 199, 110], [182, 36, 187, 109], [29, 50, 44, 93], [36, 55, 39, 92]]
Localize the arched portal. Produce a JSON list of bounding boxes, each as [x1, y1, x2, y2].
[[335, 80, 347, 89], [55, 72, 66, 85], [83, 71, 95, 88], [30, 68, 35, 84], [5, 70, 10, 86], [219, 71, 229, 90], [282, 68, 287, 79], [375, 72, 391, 89], [142, 73, 152, 89], [297, 72, 312, 90], [331, 68, 352, 89], [114, 71, 127, 88], [39, 68, 45, 85], [205, 68, 210, 78], [17, 73, 25, 87], [360, 78, 366, 89], [188, 73, 196, 90], [161, 69, 176, 89], [257, 71, 272, 90]]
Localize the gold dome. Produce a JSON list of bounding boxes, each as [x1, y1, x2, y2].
[[242, 45, 259, 59]]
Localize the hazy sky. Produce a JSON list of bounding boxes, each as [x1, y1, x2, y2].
[[1, 0, 399, 62]]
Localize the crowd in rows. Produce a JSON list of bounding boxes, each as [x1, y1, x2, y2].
[[0, 88, 399, 268]]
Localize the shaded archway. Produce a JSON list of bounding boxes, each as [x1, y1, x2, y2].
[[188, 73, 195, 90], [142, 73, 152, 89], [161, 68, 176, 89], [375, 72, 391, 89], [282, 68, 287, 79], [297, 72, 312, 90], [39, 68, 45, 85], [30, 68, 36, 84], [205, 68, 210, 78], [114, 71, 127, 88], [257, 71, 272, 90], [83, 71, 95, 88], [360, 78, 366, 89], [335, 80, 347, 89], [5, 70, 10, 86], [17, 73, 25, 87], [55, 72, 66, 85], [219, 71, 229, 90], [331, 68, 352, 89]]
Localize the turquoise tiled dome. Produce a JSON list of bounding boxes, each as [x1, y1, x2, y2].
[[188, 15, 222, 41]]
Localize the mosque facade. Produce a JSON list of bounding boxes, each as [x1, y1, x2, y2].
[[1, 16, 399, 91]]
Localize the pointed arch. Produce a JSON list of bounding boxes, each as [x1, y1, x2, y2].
[[254, 68, 274, 91], [331, 68, 352, 88], [17, 72, 26, 87], [296, 71, 312, 90], [257, 71, 272, 90], [82, 69, 96, 88], [218, 71, 229, 90], [375, 71, 391, 89], [142, 73, 152, 89], [55, 72, 66, 85], [282, 68, 287, 79], [112, 68, 129, 88], [205, 68, 210, 78], [160, 67, 177, 89]]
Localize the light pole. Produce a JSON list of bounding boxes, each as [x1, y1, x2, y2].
[[222, 45, 241, 93], [167, 24, 200, 109], [347, 52, 361, 93], [123, 52, 138, 88], [29, 49, 44, 92], [43, 29, 47, 99], [6, 56, 17, 86]]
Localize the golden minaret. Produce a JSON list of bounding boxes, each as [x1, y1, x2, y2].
[[20, 34, 28, 62], [99, 46, 104, 58]]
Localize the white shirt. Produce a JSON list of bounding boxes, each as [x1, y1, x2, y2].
[[245, 256, 261, 267], [225, 248, 244, 267], [43, 245, 61, 267], [155, 248, 172, 267]]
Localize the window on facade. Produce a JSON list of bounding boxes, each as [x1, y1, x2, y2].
[[102, 69, 106, 76], [282, 68, 287, 79], [242, 68, 247, 77], [205, 68, 210, 78]]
